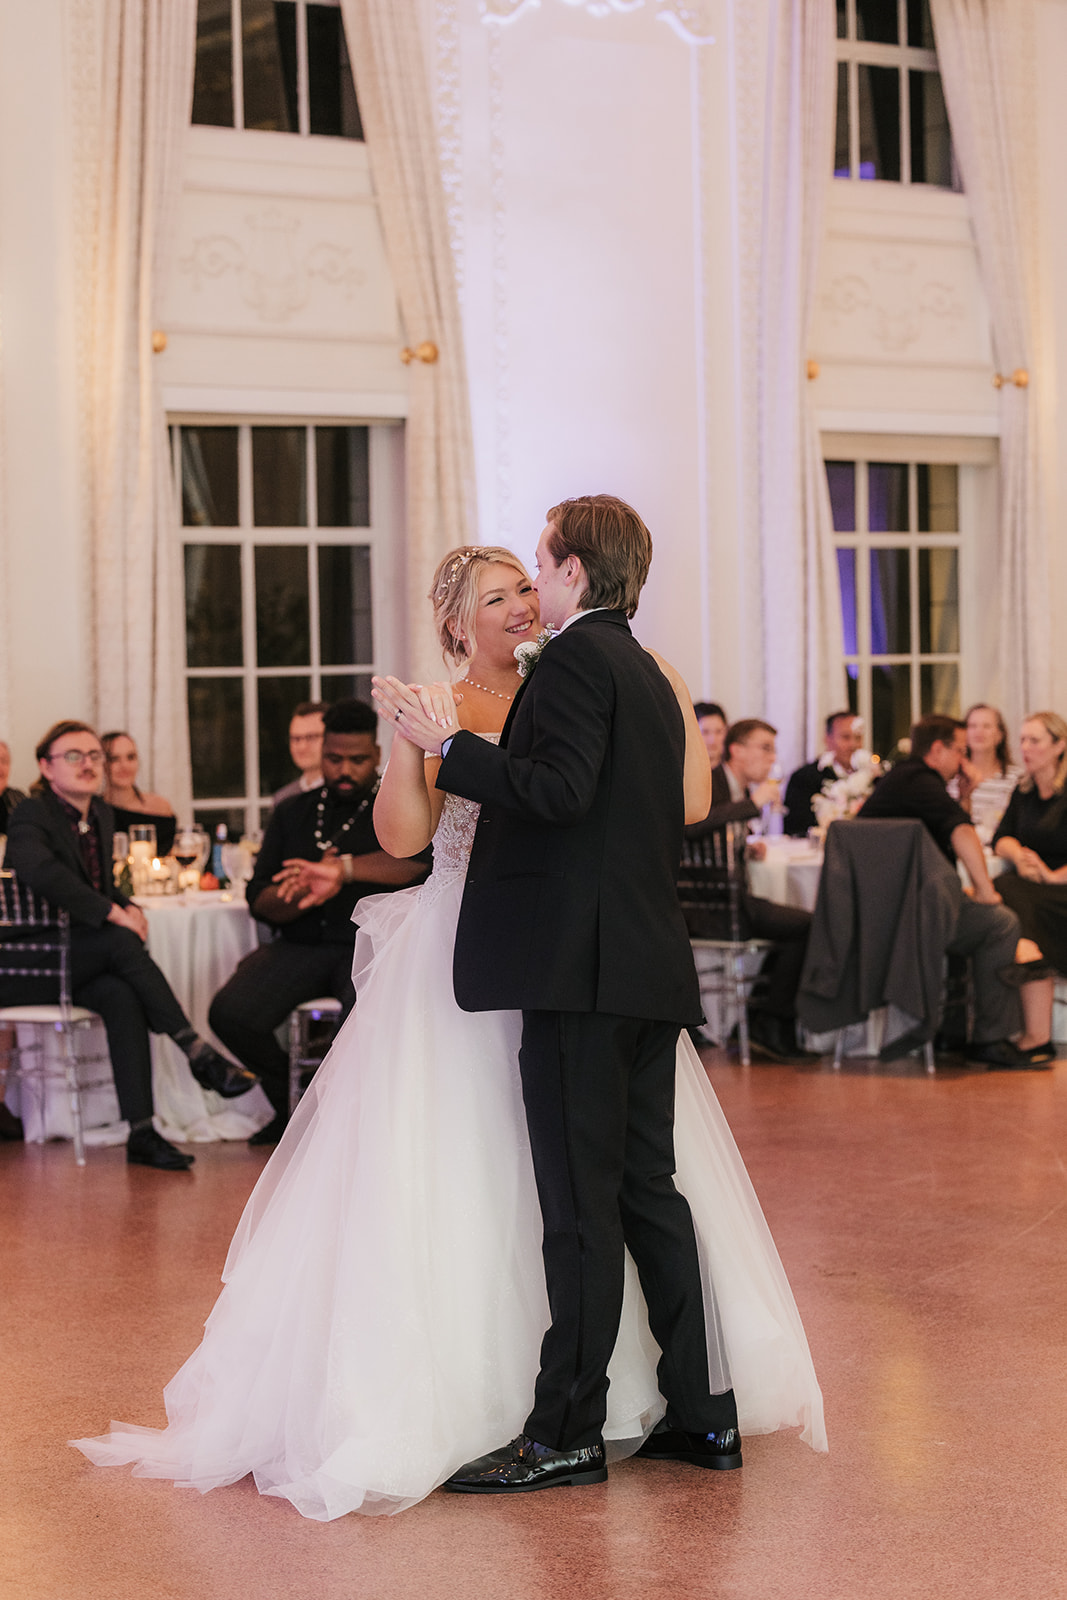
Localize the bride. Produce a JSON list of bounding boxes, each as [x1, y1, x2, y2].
[[73, 546, 826, 1520]]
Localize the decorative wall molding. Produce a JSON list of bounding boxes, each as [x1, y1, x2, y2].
[[822, 260, 965, 354], [434, 0, 465, 297], [180, 209, 366, 324], [479, 0, 715, 45]]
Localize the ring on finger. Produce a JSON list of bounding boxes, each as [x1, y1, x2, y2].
[[394, 708, 402, 721]]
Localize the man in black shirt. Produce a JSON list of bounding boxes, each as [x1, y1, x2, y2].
[[209, 700, 430, 1142], [860, 713, 1026, 1066]]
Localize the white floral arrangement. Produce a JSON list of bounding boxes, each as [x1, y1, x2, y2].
[[810, 750, 880, 830], [514, 627, 556, 678]]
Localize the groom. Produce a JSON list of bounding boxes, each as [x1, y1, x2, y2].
[[401, 496, 739, 1492]]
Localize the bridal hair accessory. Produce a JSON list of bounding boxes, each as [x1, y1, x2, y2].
[[514, 628, 556, 679], [434, 549, 476, 599]]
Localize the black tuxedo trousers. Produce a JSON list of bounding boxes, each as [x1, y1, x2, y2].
[[519, 1008, 737, 1448]]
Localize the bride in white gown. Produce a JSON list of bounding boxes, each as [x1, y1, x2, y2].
[[73, 547, 826, 1520]]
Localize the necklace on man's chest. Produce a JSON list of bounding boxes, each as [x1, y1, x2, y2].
[[313, 779, 379, 856]]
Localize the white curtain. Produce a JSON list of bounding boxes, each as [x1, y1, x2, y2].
[[929, 0, 1050, 727], [88, 0, 197, 819], [338, 0, 477, 682], [756, 0, 845, 772]]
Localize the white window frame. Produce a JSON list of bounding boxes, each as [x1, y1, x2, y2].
[[173, 417, 402, 834], [214, 0, 345, 138], [836, 0, 950, 187]]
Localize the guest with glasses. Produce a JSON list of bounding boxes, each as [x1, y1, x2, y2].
[[100, 731, 176, 859], [272, 700, 328, 806], [2, 720, 260, 1170]]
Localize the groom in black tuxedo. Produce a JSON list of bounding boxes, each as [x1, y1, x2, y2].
[[395, 496, 741, 1493]]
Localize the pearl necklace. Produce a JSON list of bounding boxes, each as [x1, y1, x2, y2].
[[465, 679, 516, 702], [313, 778, 379, 855]]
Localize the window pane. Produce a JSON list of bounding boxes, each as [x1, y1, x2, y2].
[[857, 0, 898, 43], [192, 0, 234, 127], [255, 545, 310, 667], [834, 62, 850, 178], [826, 460, 856, 530], [846, 662, 860, 716], [258, 675, 311, 796], [242, 0, 297, 133], [836, 0, 847, 39], [920, 662, 960, 718], [188, 678, 245, 798], [910, 71, 954, 188], [185, 545, 243, 669], [918, 548, 959, 654], [868, 462, 908, 532], [322, 673, 374, 709], [181, 427, 239, 527], [907, 0, 935, 48], [917, 464, 958, 532], [837, 548, 858, 655], [315, 427, 370, 527], [253, 427, 307, 526], [319, 546, 373, 664], [870, 549, 910, 654], [858, 65, 901, 181], [195, 806, 247, 838], [307, 4, 363, 139], [871, 664, 912, 758]]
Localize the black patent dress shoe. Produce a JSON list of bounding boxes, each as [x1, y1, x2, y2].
[[126, 1125, 194, 1171], [441, 1433, 607, 1494], [188, 1043, 259, 1099], [965, 1038, 1050, 1071], [635, 1423, 742, 1471], [248, 1112, 288, 1147]]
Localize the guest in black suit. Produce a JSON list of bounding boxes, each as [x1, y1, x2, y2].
[[381, 494, 738, 1494], [684, 718, 813, 1061], [3, 721, 258, 1170], [783, 710, 863, 836], [209, 699, 431, 1146]]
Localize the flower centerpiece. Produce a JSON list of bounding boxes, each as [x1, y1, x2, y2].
[[810, 750, 881, 834]]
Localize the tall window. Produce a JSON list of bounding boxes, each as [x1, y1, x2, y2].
[[826, 457, 961, 758], [192, 0, 362, 139], [834, 0, 958, 188], [176, 422, 390, 835]]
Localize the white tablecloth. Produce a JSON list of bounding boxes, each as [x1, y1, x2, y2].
[[746, 838, 823, 912]]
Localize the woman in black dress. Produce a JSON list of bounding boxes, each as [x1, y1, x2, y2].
[[992, 711, 1067, 1064], [101, 730, 176, 857]]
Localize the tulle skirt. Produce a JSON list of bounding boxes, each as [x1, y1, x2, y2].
[[73, 870, 826, 1519]]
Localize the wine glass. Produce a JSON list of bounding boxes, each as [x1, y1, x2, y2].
[[173, 827, 208, 895]]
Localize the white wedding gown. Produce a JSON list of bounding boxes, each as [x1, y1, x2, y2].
[[73, 774, 827, 1519]]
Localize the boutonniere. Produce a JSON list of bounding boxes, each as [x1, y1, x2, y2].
[[514, 627, 556, 679]]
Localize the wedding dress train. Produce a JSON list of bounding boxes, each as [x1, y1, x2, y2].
[[73, 780, 826, 1519]]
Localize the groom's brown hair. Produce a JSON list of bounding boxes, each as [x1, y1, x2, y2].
[[544, 494, 652, 620]]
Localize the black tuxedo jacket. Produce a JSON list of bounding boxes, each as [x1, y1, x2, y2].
[[6, 790, 126, 928], [437, 610, 701, 1024], [684, 762, 759, 844]]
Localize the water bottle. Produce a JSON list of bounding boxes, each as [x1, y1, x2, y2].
[[211, 823, 230, 886]]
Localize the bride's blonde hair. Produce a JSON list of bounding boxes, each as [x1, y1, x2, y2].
[[429, 545, 531, 669]]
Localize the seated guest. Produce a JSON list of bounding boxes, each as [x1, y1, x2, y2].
[[694, 701, 728, 769], [783, 710, 863, 836], [859, 713, 1029, 1068], [948, 703, 1022, 846], [0, 740, 27, 835], [3, 721, 258, 1170], [210, 699, 431, 1146], [272, 700, 327, 806], [684, 718, 812, 1061], [101, 730, 176, 857], [990, 710, 1067, 1066]]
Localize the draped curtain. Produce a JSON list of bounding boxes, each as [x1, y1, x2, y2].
[[929, 0, 1050, 726], [756, 0, 845, 772], [87, 0, 197, 820], [338, 0, 477, 682]]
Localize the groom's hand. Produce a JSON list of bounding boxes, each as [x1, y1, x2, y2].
[[372, 675, 458, 756]]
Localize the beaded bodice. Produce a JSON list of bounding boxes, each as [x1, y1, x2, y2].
[[428, 732, 498, 882]]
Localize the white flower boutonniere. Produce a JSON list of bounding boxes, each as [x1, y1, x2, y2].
[[514, 627, 556, 679]]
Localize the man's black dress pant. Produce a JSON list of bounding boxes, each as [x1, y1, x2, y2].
[[0, 924, 189, 1127], [209, 941, 355, 1114], [518, 1009, 737, 1452]]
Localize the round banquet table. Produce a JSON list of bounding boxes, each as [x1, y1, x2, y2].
[[745, 837, 824, 912]]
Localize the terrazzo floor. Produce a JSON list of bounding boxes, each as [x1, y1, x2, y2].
[[4, 1049, 1067, 1599]]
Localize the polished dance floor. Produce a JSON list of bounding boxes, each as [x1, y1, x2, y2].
[[4, 1050, 1067, 1600]]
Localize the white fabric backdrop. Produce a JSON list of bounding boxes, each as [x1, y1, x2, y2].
[[339, 0, 477, 682], [930, 0, 1051, 728], [85, 1, 196, 818], [756, 0, 845, 772]]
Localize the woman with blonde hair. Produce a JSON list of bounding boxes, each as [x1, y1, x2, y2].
[[991, 711, 1067, 1065], [75, 544, 824, 1517]]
